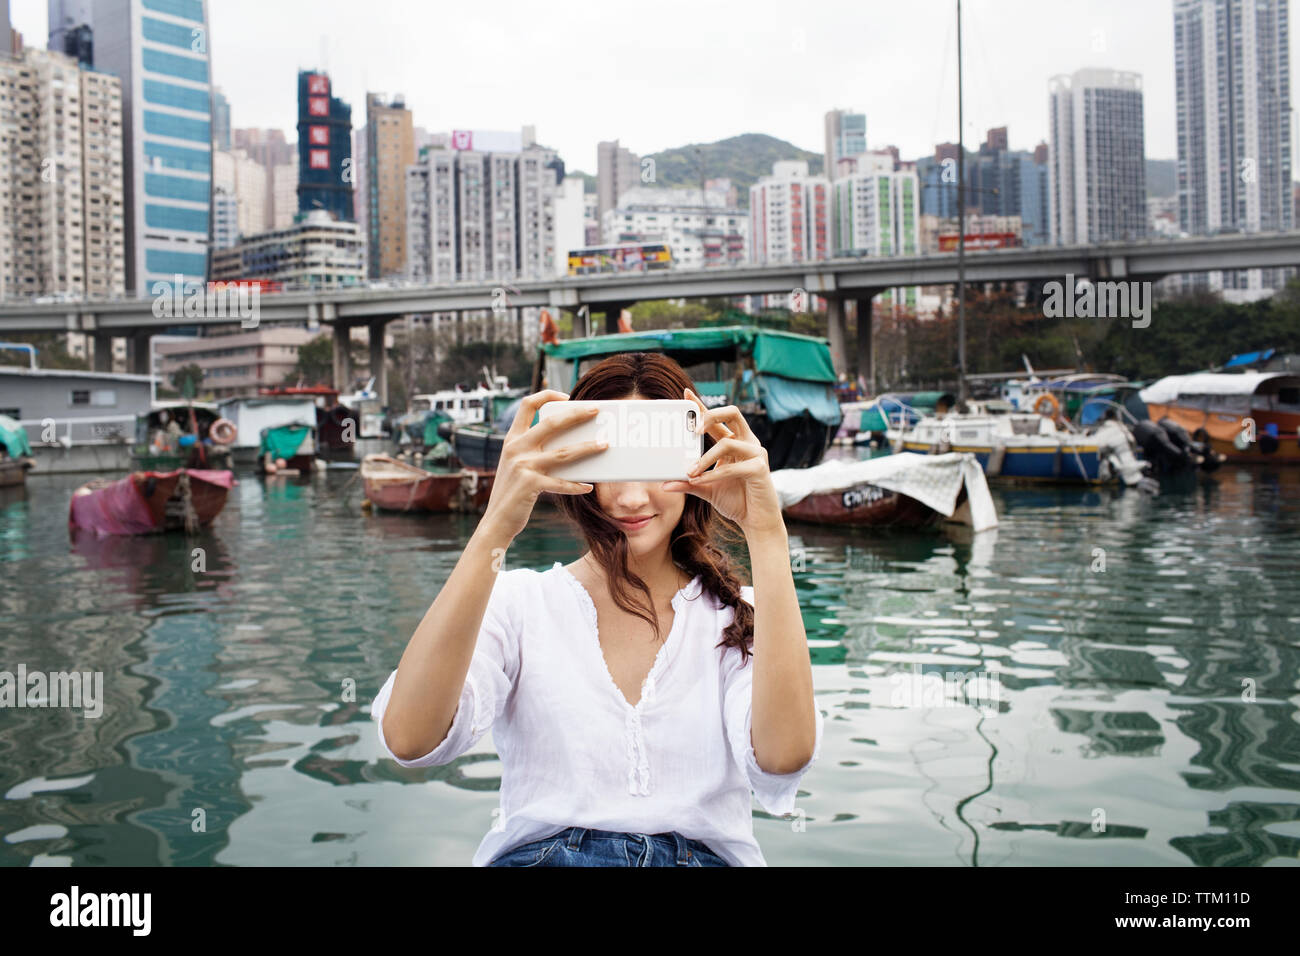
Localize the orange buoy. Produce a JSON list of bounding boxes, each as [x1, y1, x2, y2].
[[1032, 393, 1061, 419], [210, 418, 237, 444]]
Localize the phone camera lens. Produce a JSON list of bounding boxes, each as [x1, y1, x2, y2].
[[686, 409, 697, 432]]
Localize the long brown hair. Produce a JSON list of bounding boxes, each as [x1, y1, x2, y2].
[[554, 352, 755, 662]]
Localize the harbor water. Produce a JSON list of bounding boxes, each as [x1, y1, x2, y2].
[[1, 462, 1297, 866]]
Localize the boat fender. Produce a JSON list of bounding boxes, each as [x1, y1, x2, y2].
[[1232, 429, 1252, 452], [210, 418, 237, 445], [1259, 432, 1279, 455]]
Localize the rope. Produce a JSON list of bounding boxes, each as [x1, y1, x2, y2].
[[178, 470, 199, 535]]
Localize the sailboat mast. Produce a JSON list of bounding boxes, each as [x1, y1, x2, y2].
[[956, 0, 967, 401]]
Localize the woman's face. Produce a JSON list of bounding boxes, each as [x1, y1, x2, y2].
[[592, 392, 686, 559]]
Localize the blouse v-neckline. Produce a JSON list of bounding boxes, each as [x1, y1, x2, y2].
[[554, 561, 701, 711]]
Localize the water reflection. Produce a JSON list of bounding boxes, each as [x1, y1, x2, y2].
[[0, 467, 1296, 866]]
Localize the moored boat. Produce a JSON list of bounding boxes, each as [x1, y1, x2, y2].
[[891, 411, 1146, 486], [0, 414, 36, 486], [1139, 371, 1300, 463], [771, 452, 998, 531], [360, 454, 493, 513], [69, 468, 235, 535]]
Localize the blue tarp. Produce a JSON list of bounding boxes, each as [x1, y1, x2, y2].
[[1223, 349, 1275, 369], [757, 374, 843, 427]]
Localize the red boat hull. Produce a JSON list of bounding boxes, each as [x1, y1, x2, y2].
[[69, 469, 234, 535], [781, 483, 944, 528], [361, 454, 495, 513]]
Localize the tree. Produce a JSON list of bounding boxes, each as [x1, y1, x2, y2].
[[171, 363, 205, 398]]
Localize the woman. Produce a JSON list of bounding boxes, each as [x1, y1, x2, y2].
[[372, 352, 822, 866]]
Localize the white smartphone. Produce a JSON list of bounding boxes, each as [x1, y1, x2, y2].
[[536, 399, 703, 482]]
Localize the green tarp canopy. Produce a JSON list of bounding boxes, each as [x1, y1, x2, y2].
[[540, 326, 836, 384], [259, 425, 309, 460], [0, 415, 32, 458], [423, 412, 452, 448]]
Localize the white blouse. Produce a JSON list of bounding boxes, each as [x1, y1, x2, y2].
[[370, 560, 824, 866]]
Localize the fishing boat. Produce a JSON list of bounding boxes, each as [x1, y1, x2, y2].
[[0, 414, 36, 486], [360, 454, 493, 513], [69, 468, 235, 535], [770, 452, 998, 531], [531, 325, 842, 471], [258, 385, 359, 460], [133, 402, 235, 471], [1139, 371, 1300, 463], [891, 411, 1146, 486], [215, 396, 319, 469]]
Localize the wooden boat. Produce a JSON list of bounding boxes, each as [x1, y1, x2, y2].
[[69, 468, 235, 535], [0, 414, 36, 486], [771, 452, 998, 531], [1139, 371, 1300, 463], [360, 454, 493, 513], [0, 457, 30, 487], [781, 482, 952, 528]]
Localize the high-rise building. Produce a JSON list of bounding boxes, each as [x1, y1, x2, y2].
[[748, 160, 831, 265], [77, 0, 212, 295], [234, 127, 293, 167], [270, 162, 297, 229], [405, 139, 563, 283], [1175, 0, 1292, 297], [210, 209, 364, 288], [831, 152, 919, 312], [602, 186, 748, 269], [965, 127, 1051, 247], [365, 93, 414, 278], [824, 109, 867, 179], [212, 148, 268, 245], [0, 46, 124, 297], [210, 85, 230, 150], [1049, 68, 1147, 244], [596, 139, 640, 222], [297, 70, 353, 221]]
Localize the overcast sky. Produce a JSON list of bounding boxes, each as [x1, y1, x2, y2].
[[13, 0, 1300, 169]]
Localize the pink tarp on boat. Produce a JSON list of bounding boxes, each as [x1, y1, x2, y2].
[[69, 469, 235, 536]]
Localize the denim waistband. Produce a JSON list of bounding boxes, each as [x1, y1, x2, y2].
[[558, 826, 718, 865]]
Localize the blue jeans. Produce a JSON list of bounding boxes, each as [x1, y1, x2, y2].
[[487, 826, 731, 867]]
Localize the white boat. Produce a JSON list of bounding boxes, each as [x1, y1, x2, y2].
[[890, 412, 1145, 486], [215, 397, 319, 466]]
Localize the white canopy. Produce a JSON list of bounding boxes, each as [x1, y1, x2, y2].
[[1139, 372, 1289, 405]]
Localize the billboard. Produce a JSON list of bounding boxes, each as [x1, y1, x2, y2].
[[938, 232, 1020, 252]]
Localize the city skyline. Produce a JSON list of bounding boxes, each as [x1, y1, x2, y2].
[[17, 0, 1300, 172]]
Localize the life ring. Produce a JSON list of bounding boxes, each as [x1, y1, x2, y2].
[[210, 418, 237, 445], [1031, 393, 1061, 419]]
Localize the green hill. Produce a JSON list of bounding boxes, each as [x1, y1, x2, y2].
[[642, 134, 823, 207]]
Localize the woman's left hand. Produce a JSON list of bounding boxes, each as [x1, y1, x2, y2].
[[660, 388, 786, 534]]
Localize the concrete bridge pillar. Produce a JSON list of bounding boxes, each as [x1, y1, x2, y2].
[[854, 295, 877, 396], [128, 331, 151, 377], [368, 318, 389, 407], [93, 332, 115, 373], [825, 297, 848, 378], [332, 321, 354, 391]]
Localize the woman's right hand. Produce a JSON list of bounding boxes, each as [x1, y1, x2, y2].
[[477, 390, 605, 545]]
